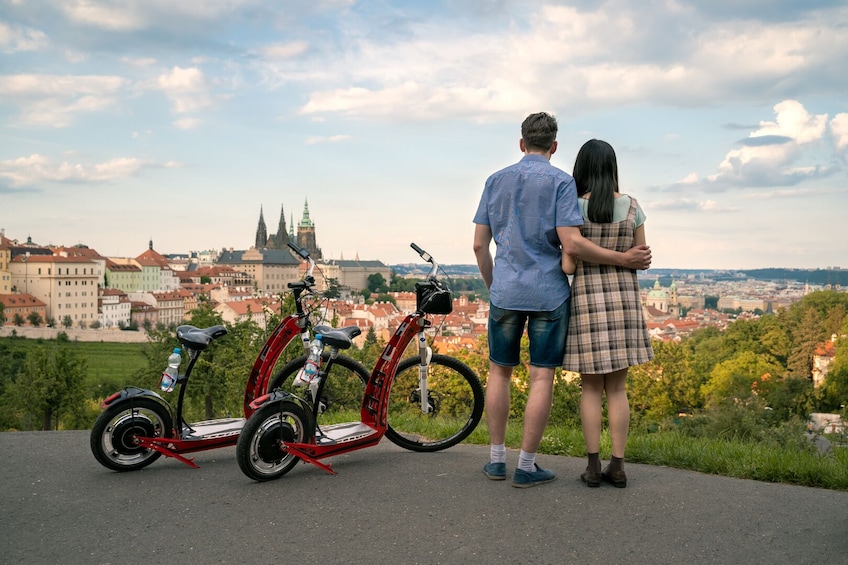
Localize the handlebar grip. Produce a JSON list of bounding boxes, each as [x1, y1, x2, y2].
[[410, 242, 432, 263]]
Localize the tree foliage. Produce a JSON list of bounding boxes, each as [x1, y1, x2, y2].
[[7, 345, 87, 430]]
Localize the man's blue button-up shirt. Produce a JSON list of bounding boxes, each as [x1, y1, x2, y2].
[[473, 154, 583, 311]]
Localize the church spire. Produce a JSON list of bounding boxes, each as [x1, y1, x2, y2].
[[299, 198, 314, 228], [255, 206, 268, 249], [273, 204, 289, 248]]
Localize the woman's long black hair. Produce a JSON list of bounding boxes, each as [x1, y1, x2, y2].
[[572, 139, 619, 223]]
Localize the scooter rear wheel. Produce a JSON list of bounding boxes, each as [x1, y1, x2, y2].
[[90, 398, 173, 471], [237, 400, 314, 481]]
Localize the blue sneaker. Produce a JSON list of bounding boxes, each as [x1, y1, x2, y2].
[[511, 464, 556, 488], [482, 461, 506, 480]]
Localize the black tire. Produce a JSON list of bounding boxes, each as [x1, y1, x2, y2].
[[90, 397, 173, 472], [236, 400, 314, 481], [385, 354, 484, 452], [268, 353, 370, 423]]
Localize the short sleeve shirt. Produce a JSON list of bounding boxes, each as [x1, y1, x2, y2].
[[577, 194, 646, 226], [473, 154, 583, 311]]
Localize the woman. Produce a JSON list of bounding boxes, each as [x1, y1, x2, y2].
[[562, 139, 654, 488]]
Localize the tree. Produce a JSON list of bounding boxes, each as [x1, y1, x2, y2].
[[701, 351, 784, 408], [367, 273, 388, 294], [628, 340, 699, 423], [0, 302, 5, 323], [9, 345, 87, 430], [389, 272, 418, 292], [819, 334, 848, 411], [324, 278, 341, 299], [13, 314, 25, 326], [786, 307, 824, 379], [27, 311, 43, 327], [62, 315, 73, 328]]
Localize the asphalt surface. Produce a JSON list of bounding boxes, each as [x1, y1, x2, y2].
[[2, 430, 847, 564]]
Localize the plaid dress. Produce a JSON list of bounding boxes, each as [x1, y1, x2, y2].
[[562, 197, 654, 374]]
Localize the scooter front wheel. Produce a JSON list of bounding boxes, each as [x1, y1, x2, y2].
[[237, 400, 314, 482], [90, 398, 173, 471]]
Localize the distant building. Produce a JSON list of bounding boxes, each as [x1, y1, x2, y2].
[[0, 231, 12, 294], [217, 247, 301, 295], [296, 199, 322, 260], [51, 245, 106, 288], [136, 240, 180, 291], [9, 253, 99, 326], [128, 290, 185, 326], [717, 295, 766, 312], [105, 258, 143, 293], [98, 288, 131, 329], [812, 335, 839, 388], [214, 297, 278, 329], [254, 204, 291, 251], [315, 256, 391, 293], [0, 293, 47, 326]]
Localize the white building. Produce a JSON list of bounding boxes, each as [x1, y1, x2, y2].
[[9, 254, 99, 327], [98, 288, 132, 329]]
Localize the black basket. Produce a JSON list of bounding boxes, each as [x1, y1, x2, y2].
[[415, 281, 453, 314]]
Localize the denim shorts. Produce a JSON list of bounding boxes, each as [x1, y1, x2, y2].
[[487, 297, 570, 368]]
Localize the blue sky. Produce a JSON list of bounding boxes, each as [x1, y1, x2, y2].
[[1, 0, 847, 270]]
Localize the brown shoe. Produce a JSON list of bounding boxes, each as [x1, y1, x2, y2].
[[581, 466, 601, 487], [601, 466, 627, 488]]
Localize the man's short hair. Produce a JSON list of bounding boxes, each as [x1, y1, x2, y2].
[[521, 112, 558, 152]]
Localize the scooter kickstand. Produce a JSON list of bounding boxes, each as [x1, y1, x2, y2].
[[284, 444, 337, 475]]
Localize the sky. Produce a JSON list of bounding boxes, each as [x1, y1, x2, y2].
[[1, 0, 847, 270]]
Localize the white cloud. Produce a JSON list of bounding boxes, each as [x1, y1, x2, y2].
[[261, 41, 309, 60], [120, 56, 157, 67], [157, 67, 214, 114], [58, 0, 269, 31], [0, 154, 149, 187], [173, 117, 202, 129], [290, 3, 848, 120], [705, 100, 831, 188], [0, 74, 127, 127], [304, 134, 351, 145], [0, 22, 49, 53], [751, 100, 828, 143], [831, 113, 848, 154], [650, 198, 736, 213], [60, 0, 145, 31]]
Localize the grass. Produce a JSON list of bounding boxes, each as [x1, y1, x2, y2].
[[467, 421, 848, 492], [1, 338, 149, 398]]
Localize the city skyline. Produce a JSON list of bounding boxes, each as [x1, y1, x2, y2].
[[1, 1, 847, 269]]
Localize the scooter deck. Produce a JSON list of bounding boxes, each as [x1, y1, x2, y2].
[[315, 421, 379, 445], [181, 418, 245, 440]]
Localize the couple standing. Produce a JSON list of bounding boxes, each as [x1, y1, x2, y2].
[[472, 112, 654, 489]]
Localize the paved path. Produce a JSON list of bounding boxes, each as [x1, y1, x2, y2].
[[2, 431, 846, 564]]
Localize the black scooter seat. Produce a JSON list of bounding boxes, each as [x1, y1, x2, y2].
[[313, 325, 362, 350], [176, 325, 229, 351]]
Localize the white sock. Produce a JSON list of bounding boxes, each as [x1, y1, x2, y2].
[[490, 443, 506, 464], [517, 450, 536, 472]]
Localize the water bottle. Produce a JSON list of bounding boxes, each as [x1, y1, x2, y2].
[[294, 334, 323, 386], [160, 347, 182, 393]]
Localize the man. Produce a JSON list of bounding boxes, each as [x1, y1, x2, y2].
[[472, 112, 651, 488]]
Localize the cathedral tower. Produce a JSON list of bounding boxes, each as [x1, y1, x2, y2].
[[296, 198, 322, 259], [255, 206, 267, 249]]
